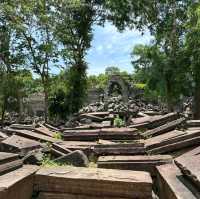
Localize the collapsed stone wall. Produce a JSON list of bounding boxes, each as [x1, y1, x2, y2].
[[86, 74, 144, 105], [80, 95, 167, 116]]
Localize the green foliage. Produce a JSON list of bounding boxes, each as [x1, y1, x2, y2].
[[52, 1, 94, 117], [53, 132, 62, 140], [49, 66, 87, 120], [40, 155, 68, 167], [87, 73, 109, 90], [49, 87, 68, 120], [1, 0, 200, 120], [185, 2, 200, 118], [134, 83, 146, 89], [105, 66, 120, 76], [87, 66, 132, 90], [114, 115, 125, 128], [131, 43, 191, 109]]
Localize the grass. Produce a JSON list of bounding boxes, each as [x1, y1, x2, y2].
[[40, 155, 69, 167]]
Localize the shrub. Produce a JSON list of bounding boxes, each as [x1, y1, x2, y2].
[[114, 115, 125, 127]]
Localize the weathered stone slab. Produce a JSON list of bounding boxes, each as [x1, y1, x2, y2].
[[101, 120, 112, 127], [79, 114, 104, 122], [186, 120, 200, 127], [0, 165, 39, 199], [3, 128, 59, 143], [131, 113, 178, 130], [83, 112, 110, 117], [0, 131, 8, 139], [62, 122, 112, 131], [10, 124, 35, 130], [129, 122, 150, 129], [0, 152, 22, 175], [148, 112, 178, 129], [43, 123, 60, 132], [131, 116, 152, 125], [0, 135, 41, 156], [34, 167, 152, 199], [187, 127, 200, 133], [53, 141, 145, 156], [142, 118, 185, 138], [51, 148, 66, 158], [93, 142, 145, 155], [0, 152, 19, 163], [97, 155, 172, 176], [34, 126, 56, 137], [38, 192, 128, 199], [175, 146, 200, 160], [145, 130, 187, 150], [156, 164, 200, 199], [0, 159, 23, 175], [147, 133, 200, 155], [145, 129, 200, 154], [63, 128, 140, 141], [175, 156, 200, 190], [0, 131, 8, 142], [143, 111, 162, 116], [52, 141, 92, 156], [98, 139, 115, 144]]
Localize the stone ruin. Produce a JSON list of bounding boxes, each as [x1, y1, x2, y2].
[[79, 74, 167, 122], [86, 74, 144, 105], [23, 92, 45, 117], [0, 75, 200, 199]]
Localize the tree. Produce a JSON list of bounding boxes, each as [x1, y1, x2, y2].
[[185, 2, 200, 118], [14, 69, 34, 120], [1, 0, 59, 122], [102, 0, 157, 31], [105, 0, 191, 111], [48, 71, 69, 120], [53, 0, 95, 114], [0, 9, 25, 125], [105, 66, 120, 75], [132, 44, 191, 107]]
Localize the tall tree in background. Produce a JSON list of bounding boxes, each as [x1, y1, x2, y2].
[[106, 0, 191, 111], [0, 25, 11, 125], [150, 1, 190, 111], [185, 2, 200, 119], [0, 7, 25, 125], [132, 44, 191, 105], [2, 0, 58, 121], [54, 0, 95, 115]]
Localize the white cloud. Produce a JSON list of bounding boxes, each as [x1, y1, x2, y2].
[[86, 22, 153, 75]]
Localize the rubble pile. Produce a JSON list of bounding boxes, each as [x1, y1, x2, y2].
[[0, 107, 200, 198], [79, 96, 167, 116]]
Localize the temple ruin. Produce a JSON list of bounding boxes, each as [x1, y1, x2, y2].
[[0, 75, 199, 199]]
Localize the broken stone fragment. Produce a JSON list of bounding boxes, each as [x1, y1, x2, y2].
[[54, 150, 89, 167], [23, 149, 44, 165], [0, 135, 41, 156]]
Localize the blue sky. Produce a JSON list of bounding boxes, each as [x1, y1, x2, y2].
[[86, 22, 153, 75]]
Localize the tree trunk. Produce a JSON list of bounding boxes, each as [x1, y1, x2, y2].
[[1, 97, 6, 128], [44, 84, 48, 123], [193, 80, 200, 119], [17, 91, 23, 122], [166, 76, 174, 112]]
